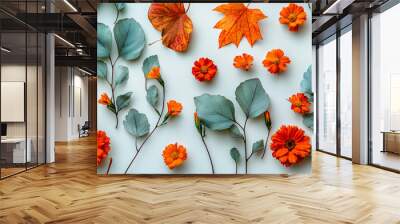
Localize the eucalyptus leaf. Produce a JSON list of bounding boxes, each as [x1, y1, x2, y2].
[[229, 125, 243, 139], [235, 78, 270, 118], [252, 140, 264, 154], [116, 92, 132, 112], [115, 65, 129, 86], [300, 65, 312, 94], [146, 85, 159, 108], [142, 55, 160, 76], [114, 18, 145, 61], [97, 61, 107, 79], [194, 94, 235, 131], [115, 3, 126, 11], [230, 148, 240, 163], [123, 108, 150, 137], [97, 23, 113, 59], [303, 113, 314, 130]]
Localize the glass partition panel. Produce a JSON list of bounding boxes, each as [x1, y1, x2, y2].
[[371, 4, 400, 171], [1, 31, 27, 177], [339, 29, 352, 158], [318, 37, 337, 154]]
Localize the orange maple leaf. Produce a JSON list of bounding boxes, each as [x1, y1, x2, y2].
[[213, 3, 267, 48], [148, 3, 193, 52]]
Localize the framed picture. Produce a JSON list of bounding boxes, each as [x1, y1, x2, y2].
[[97, 3, 313, 175]]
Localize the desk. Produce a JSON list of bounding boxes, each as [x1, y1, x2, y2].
[[1, 138, 31, 163], [381, 131, 400, 155]]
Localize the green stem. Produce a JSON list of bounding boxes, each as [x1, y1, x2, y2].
[[261, 129, 271, 159], [200, 135, 215, 174], [124, 86, 166, 174]]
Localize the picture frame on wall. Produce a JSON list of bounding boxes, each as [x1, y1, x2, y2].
[[97, 2, 313, 175]]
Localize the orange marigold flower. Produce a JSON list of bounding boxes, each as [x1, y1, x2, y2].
[[167, 100, 183, 116], [270, 125, 311, 167], [288, 93, 311, 115], [98, 93, 112, 106], [279, 3, 307, 32], [97, 130, 111, 166], [163, 143, 187, 169], [147, 66, 161, 80], [192, 57, 218, 82], [233, 53, 254, 71], [262, 49, 291, 74]]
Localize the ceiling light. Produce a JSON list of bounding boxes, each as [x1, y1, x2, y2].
[[78, 67, 93, 76], [63, 0, 78, 12], [54, 34, 75, 48], [1, 47, 11, 53], [323, 0, 355, 15]]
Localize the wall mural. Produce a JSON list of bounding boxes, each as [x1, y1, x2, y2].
[[97, 3, 313, 175]]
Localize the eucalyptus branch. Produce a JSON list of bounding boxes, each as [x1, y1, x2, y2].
[[124, 86, 166, 174], [106, 158, 113, 175], [108, 56, 119, 128]]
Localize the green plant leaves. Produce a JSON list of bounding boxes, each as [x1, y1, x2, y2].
[[142, 55, 160, 76], [194, 94, 235, 131], [229, 125, 243, 139], [114, 18, 145, 61], [303, 112, 314, 130], [252, 140, 264, 154], [230, 147, 240, 163], [115, 3, 126, 11], [115, 65, 129, 86], [97, 61, 107, 79], [123, 108, 150, 137], [301, 65, 313, 102], [146, 85, 159, 108], [116, 92, 132, 112], [97, 23, 113, 59], [235, 78, 270, 118]]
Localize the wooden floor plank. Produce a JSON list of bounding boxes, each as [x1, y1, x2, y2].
[[0, 136, 400, 223]]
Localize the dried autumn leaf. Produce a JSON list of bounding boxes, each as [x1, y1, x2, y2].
[[148, 3, 193, 52], [213, 3, 267, 48]]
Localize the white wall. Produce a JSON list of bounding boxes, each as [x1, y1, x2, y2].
[[54, 67, 89, 141]]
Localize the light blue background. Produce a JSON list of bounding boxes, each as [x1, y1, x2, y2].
[[97, 3, 312, 174]]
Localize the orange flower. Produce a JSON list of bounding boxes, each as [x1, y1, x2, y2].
[[163, 143, 187, 169], [233, 53, 254, 71], [98, 93, 112, 106], [264, 111, 271, 130], [288, 93, 311, 115], [194, 112, 200, 129], [192, 57, 217, 82], [279, 3, 307, 32], [270, 125, 311, 167], [97, 130, 111, 166], [167, 100, 183, 116], [146, 66, 161, 79], [262, 49, 291, 74]]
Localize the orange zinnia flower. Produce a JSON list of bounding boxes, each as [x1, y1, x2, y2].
[[167, 100, 183, 116], [233, 53, 254, 71], [97, 130, 111, 166], [98, 93, 112, 106], [262, 49, 291, 74], [270, 125, 311, 167], [192, 57, 218, 82], [288, 93, 311, 115], [147, 66, 161, 79], [279, 3, 307, 32], [163, 143, 187, 169]]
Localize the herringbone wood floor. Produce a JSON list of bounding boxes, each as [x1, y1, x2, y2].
[[1, 136, 400, 224]]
